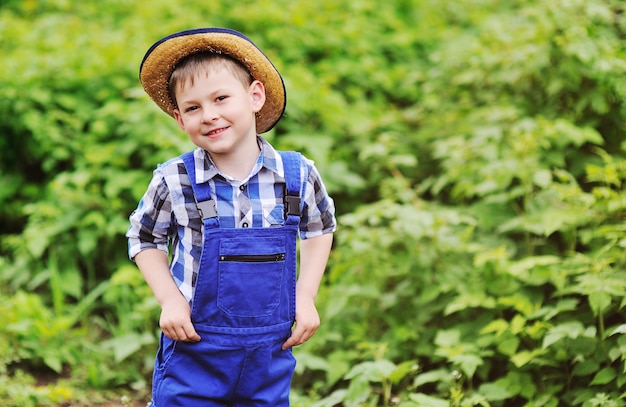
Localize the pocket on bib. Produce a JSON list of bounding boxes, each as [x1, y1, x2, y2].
[[217, 237, 286, 317]]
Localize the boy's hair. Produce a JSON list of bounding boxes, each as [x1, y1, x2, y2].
[[168, 52, 254, 108]]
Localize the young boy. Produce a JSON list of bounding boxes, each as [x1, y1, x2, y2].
[[126, 28, 336, 406]]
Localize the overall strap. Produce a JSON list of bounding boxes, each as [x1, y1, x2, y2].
[[278, 151, 305, 225], [181, 151, 219, 224]]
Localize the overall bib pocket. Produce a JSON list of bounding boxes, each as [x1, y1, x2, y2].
[[218, 236, 286, 317]]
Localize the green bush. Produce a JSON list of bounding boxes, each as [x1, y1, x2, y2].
[[1, 0, 625, 405]]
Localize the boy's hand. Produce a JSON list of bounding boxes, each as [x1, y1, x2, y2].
[[282, 233, 333, 350], [159, 295, 201, 342], [282, 296, 320, 349], [134, 249, 201, 342]]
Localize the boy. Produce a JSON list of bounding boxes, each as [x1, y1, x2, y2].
[[126, 28, 336, 406]]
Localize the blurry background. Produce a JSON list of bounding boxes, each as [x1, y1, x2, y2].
[[1, 0, 626, 406]]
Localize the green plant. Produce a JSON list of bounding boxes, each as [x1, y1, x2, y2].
[[2, 0, 626, 405]]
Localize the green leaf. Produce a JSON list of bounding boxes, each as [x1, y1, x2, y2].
[[542, 321, 586, 349], [294, 352, 332, 374], [413, 369, 450, 389], [572, 359, 600, 376], [497, 336, 521, 356], [478, 382, 514, 401], [589, 367, 616, 386], [434, 329, 461, 348], [450, 354, 483, 378], [533, 169, 553, 188], [480, 319, 509, 336], [510, 349, 546, 368], [344, 360, 397, 383], [388, 360, 418, 385], [43, 355, 63, 373], [345, 377, 371, 405], [408, 393, 449, 407], [607, 324, 626, 337], [101, 332, 153, 363], [444, 292, 496, 315], [588, 290, 612, 316], [311, 390, 348, 407]]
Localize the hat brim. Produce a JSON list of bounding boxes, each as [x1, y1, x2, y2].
[[140, 28, 286, 134]]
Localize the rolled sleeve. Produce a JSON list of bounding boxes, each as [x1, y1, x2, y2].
[[126, 169, 173, 260], [299, 162, 337, 240]]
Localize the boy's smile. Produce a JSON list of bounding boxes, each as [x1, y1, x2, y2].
[[207, 127, 228, 137]]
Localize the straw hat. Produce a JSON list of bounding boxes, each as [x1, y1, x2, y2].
[[139, 27, 286, 133]]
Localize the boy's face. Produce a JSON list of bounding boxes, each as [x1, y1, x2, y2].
[[173, 65, 266, 159]]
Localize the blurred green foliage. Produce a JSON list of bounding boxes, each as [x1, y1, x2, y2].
[[1, 0, 626, 405]]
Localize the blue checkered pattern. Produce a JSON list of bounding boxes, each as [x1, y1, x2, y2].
[[127, 137, 336, 302]]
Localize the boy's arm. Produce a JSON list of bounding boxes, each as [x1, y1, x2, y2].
[[135, 248, 201, 342], [282, 233, 333, 350]]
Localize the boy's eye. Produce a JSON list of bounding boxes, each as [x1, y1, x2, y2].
[[185, 106, 198, 113], [216, 95, 228, 102]]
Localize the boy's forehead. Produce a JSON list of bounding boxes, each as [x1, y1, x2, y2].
[[175, 65, 244, 91], [172, 57, 252, 92], [175, 54, 246, 75]]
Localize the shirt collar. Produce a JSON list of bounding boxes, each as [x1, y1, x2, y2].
[[192, 136, 284, 184]]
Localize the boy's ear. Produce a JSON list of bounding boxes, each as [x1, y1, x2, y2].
[[249, 80, 266, 113], [173, 109, 186, 130]]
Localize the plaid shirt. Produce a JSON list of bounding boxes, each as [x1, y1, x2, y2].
[[126, 137, 336, 301]]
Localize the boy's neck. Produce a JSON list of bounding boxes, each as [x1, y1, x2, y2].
[[209, 142, 261, 181]]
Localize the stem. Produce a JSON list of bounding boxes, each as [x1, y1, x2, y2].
[[49, 249, 64, 315], [598, 311, 605, 339], [382, 378, 390, 406]]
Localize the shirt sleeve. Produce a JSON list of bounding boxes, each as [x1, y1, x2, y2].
[[126, 167, 173, 260], [299, 159, 337, 240]]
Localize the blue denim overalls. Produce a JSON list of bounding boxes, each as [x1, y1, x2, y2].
[[150, 151, 304, 406]]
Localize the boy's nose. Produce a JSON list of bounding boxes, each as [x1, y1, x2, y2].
[[202, 106, 219, 122]]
